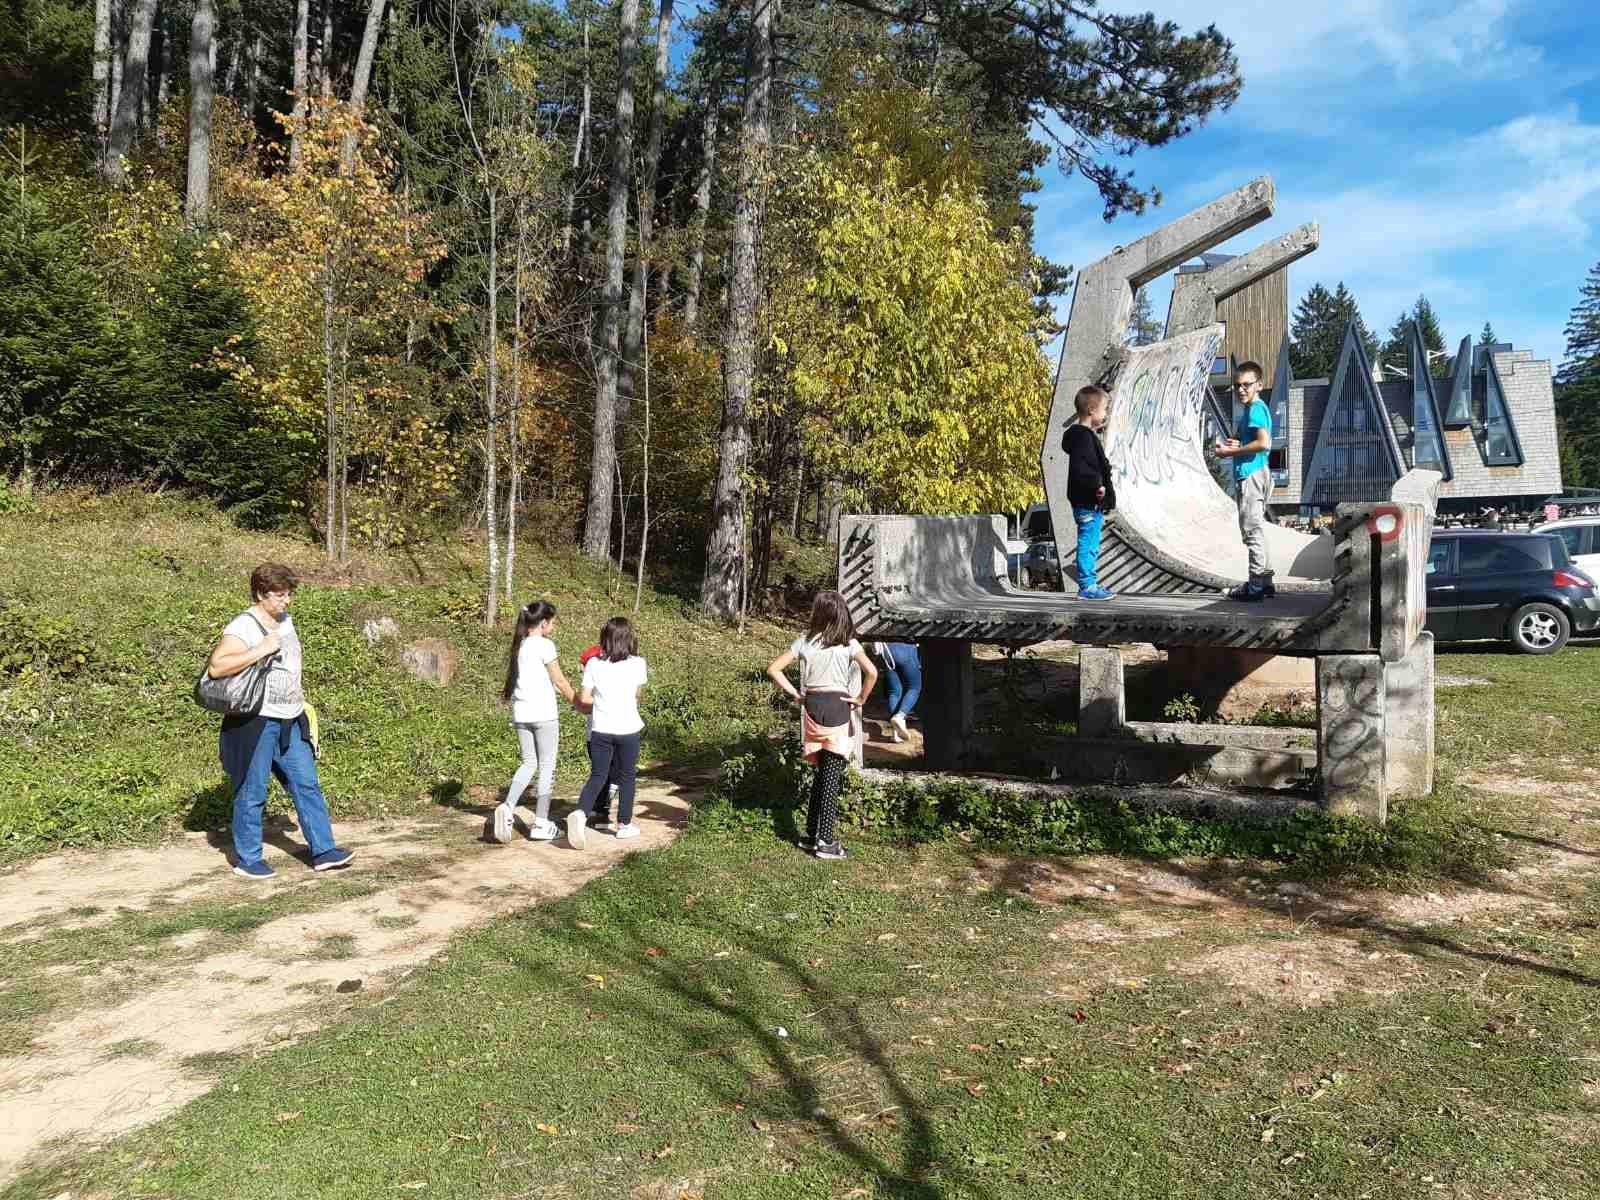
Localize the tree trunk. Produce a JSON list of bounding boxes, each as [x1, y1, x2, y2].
[[580, 0, 639, 561], [110, 3, 125, 141], [245, 32, 262, 115], [682, 77, 719, 330], [290, 0, 309, 169], [312, 2, 329, 98], [484, 186, 500, 627], [506, 208, 524, 602], [184, 0, 215, 227], [94, 0, 113, 156], [151, 12, 168, 139], [323, 256, 338, 562], [700, 0, 772, 620], [341, 0, 387, 170], [103, 0, 158, 182], [617, 0, 674, 419], [633, 317, 651, 614], [561, 16, 590, 256]]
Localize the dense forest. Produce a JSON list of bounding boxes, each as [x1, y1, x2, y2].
[[1, 0, 1244, 620]]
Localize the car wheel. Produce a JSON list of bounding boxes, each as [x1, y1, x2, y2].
[[1508, 602, 1570, 654]]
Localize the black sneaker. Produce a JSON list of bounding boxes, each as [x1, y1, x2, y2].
[[1261, 577, 1277, 598], [797, 835, 816, 852], [1227, 582, 1267, 602], [813, 840, 848, 861]]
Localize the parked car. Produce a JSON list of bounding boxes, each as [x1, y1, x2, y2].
[[1535, 515, 1600, 578], [1020, 540, 1062, 590], [1425, 530, 1600, 654]]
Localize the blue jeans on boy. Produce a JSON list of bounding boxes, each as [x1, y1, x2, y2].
[[227, 716, 336, 868], [881, 643, 923, 718], [1073, 506, 1104, 590]]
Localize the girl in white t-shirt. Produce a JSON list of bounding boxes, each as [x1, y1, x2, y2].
[[765, 590, 877, 861], [567, 616, 648, 850], [497, 601, 577, 844]]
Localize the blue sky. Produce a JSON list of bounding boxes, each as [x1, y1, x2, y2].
[[1031, 0, 1600, 369]]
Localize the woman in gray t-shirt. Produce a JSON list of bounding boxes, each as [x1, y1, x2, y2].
[[206, 563, 354, 880]]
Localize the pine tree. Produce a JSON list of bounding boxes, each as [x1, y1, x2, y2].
[[1480, 321, 1498, 346], [1126, 286, 1161, 346], [1290, 282, 1377, 378], [1555, 261, 1600, 491], [1381, 296, 1447, 377]]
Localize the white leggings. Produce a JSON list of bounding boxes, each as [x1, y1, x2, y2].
[[505, 720, 559, 821]]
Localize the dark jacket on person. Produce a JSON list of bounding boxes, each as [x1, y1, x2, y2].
[[1062, 423, 1116, 512]]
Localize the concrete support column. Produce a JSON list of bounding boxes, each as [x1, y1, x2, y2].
[[920, 639, 973, 771], [1383, 631, 1435, 797], [1316, 654, 1387, 822], [1078, 647, 1127, 736]]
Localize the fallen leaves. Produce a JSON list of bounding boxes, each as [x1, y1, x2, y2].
[[584, 974, 606, 989], [534, 1123, 559, 1136], [274, 1111, 302, 1124]]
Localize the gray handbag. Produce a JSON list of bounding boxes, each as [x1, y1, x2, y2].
[[193, 613, 279, 716]]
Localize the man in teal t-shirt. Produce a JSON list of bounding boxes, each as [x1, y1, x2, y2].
[[1213, 360, 1275, 602]]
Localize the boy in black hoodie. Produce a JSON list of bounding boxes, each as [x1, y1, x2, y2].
[[1060, 385, 1117, 599]]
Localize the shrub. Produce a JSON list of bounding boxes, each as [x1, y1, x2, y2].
[[702, 732, 1507, 883]]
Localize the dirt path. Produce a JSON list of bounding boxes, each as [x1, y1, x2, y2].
[[0, 779, 695, 1185]]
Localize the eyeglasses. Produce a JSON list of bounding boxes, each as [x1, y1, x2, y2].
[[1234, 380, 1261, 392], [264, 591, 293, 601]]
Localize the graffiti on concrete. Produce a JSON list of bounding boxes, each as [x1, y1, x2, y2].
[[1104, 327, 1225, 489]]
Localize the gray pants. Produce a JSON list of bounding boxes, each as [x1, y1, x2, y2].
[[1237, 467, 1272, 585], [505, 720, 559, 821]]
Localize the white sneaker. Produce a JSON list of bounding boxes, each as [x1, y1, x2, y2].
[[891, 713, 910, 740], [591, 819, 616, 834], [526, 817, 558, 842], [614, 823, 641, 840], [566, 810, 588, 849], [491, 805, 514, 845]]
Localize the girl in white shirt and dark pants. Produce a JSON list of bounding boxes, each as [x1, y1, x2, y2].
[[499, 601, 578, 843], [568, 616, 648, 849]]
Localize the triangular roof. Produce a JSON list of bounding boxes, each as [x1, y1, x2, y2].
[[1406, 321, 1453, 480], [1476, 348, 1526, 467], [1303, 322, 1405, 505], [1443, 334, 1473, 427]]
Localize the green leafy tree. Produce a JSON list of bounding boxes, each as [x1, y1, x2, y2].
[[776, 115, 1051, 515]]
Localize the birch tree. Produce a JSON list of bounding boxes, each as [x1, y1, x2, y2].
[[290, 0, 309, 169]]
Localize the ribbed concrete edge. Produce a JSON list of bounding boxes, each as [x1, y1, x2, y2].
[[855, 766, 1319, 826]]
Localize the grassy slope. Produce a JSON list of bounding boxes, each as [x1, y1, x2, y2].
[[0, 491, 793, 862]]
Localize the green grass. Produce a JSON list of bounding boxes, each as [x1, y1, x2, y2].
[[0, 489, 794, 863], [14, 831, 1598, 1200]]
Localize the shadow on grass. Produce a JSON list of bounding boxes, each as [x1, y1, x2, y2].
[[1486, 827, 1600, 860], [513, 882, 992, 1199], [956, 844, 1600, 992]]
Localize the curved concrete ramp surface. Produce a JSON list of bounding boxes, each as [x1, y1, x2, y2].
[[1083, 325, 1333, 592]]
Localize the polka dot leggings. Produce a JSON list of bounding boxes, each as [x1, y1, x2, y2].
[[808, 750, 847, 847]]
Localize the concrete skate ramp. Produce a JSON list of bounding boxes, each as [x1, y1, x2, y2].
[[1094, 325, 1334, 593]]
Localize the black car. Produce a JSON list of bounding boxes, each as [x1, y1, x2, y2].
[[1020, 540, 1062, 590], [1426, 530, 1600, 654]]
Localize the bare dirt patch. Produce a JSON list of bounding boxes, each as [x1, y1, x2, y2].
[[1172, 940, 1427, 1007], [0, 781, 692, 1185]]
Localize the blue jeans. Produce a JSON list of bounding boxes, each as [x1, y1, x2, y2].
[[230, 717, 336, 867], [1073, 507, 1104, 590], [881, 643, 923, 718]]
